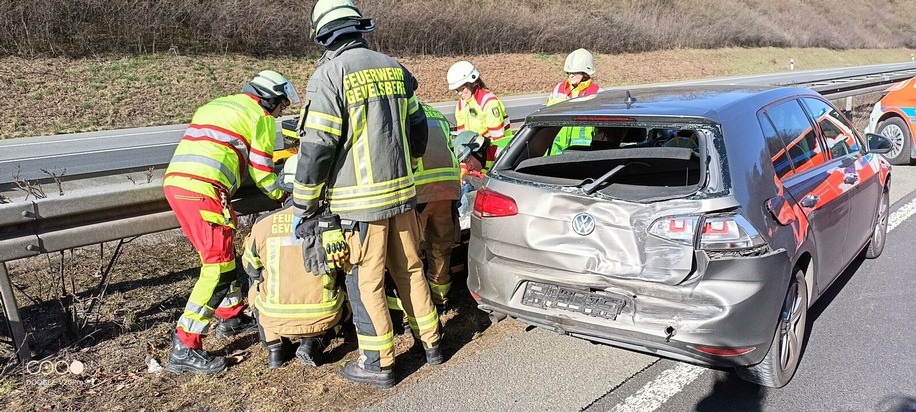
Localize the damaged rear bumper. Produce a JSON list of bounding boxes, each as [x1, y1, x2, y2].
[[468, 244, 793, 368]]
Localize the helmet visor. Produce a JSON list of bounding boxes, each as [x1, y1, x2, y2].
[[279, 82, 301, 105]]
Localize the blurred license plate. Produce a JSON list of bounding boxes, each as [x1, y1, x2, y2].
[[522, 282, 625, 320]]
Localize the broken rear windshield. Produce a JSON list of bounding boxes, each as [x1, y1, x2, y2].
[[497, 124, 712, 202]]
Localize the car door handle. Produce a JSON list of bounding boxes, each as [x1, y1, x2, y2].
[[800, 195, 820, 208], [844, 173, 858, 184]]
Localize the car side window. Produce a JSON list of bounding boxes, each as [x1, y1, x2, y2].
[[763, 99, 824, 175], [801, 97, 860, 159], [758, 112, 794, 180]]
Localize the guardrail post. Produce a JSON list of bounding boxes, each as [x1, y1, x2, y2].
[[0, 261, 30, 363]]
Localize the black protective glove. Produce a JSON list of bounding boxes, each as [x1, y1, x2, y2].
[[296, 217, 330, 276]]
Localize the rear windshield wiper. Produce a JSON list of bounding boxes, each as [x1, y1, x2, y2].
[[579, 161, 650, 195]]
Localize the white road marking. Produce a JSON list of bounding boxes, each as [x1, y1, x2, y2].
[[607, 196, 916, 411], [609, 363, 706, 412], [888, 195, 916, 232]]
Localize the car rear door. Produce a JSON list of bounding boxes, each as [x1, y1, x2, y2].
[[759, 98, 850, 291], [801, 97, 882, 259]]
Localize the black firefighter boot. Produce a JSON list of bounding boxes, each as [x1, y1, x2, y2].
[[214, 313, 258, 339], [338, 360, 395, 389], [166, 331, 227, 374], [296, 331, 332, 367], [266, 340, 285, 369], [412, 340, 445, 366]]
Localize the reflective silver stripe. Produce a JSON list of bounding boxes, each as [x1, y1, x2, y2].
[[293, 181, 324, 200], [170, 154, 238, 188], [249, 150, 273, 170], [219, 284, 241, 309], [186, 127, 249, 166], [278, 237, 301, 247], [349, 106, 371, 185], [184, 301, 209, 317], [400, 98, 412, 175], [330, 185, 416, 211], [177, 317, 210, 335], [304, 111, 343, 136], [262, 181, 280, 195], [267, 237, 281, 304], [327, 176, 413, 198]]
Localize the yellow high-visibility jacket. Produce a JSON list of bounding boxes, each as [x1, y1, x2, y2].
[[164, 93, 283, 200], [455, 88, 513, 149], [415, 104, 461, 204], [546, 79, 602, 154]]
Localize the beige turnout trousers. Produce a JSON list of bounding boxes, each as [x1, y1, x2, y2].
[[418, 200, 458, 305], [345, 210, 441, 370]]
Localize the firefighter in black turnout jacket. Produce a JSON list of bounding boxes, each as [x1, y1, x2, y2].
[[291, 0, 444, 389]]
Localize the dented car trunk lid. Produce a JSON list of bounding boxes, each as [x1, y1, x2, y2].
[[480, 121, 737, 285]]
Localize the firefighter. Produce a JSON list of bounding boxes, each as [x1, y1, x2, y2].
[[163, 70, 299, 374], [547, 49, 602, 154], [446, 60, 512, 170], [293, 0, 443, 389], [414, 104, 461, 310], [242, 153, 347, 369]]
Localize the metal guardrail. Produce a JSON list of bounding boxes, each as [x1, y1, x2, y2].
[[2, 63, 916, 364]]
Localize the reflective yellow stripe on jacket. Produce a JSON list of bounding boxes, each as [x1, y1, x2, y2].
[[415, 104, 461, 204]]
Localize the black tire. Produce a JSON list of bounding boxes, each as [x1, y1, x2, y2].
[[877, 117, 913, 165], [735, 268, 808, 388], [866, 187, 889, 259]]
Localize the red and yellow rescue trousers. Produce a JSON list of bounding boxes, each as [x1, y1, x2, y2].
[[164, 179, 244, 349]]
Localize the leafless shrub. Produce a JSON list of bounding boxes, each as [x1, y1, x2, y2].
[[0, 0, 914, 56], [11, 165, 46, 200], [40, 168, 66, 196]]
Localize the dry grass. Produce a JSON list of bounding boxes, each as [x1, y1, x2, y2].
[[1, 0, 915, 57], [1, 47, 914, 139]]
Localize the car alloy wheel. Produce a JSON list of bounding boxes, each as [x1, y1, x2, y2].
[[878, 117, 912, 165], [866, 188, 889, 259], [735, 268, 808, 388]]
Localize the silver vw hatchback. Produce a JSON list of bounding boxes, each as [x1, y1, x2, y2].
[[467, 86, 892, 387]]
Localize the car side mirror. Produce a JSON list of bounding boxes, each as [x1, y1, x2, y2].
[[865, 133, 893, 154]]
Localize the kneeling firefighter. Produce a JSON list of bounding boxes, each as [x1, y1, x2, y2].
[[242, 155, 349, 369]]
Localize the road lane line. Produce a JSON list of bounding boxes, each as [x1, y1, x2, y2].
[[608, 363, 705, 412], [888, 196, 916, 232], [607, 197, 916, 411]]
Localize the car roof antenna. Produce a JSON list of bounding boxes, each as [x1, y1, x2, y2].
[[625, 91, 637, 109]]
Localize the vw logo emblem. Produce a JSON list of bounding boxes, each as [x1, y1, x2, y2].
[[571, 213, 595, 236]]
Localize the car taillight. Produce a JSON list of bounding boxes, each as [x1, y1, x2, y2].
[[647, 216, 699, 245], [648, 212, 766, 251], [473, 187, 518, 218]]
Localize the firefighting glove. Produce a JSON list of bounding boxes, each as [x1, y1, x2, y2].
[[318, 214, 348, 270], [296, 217, 330, 275]]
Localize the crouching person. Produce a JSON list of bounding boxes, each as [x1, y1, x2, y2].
[[242, 191, 347, 369]]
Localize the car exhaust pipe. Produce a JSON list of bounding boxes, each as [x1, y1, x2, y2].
[[488, 311, 507, 324]]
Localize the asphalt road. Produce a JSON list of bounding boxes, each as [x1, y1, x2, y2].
[[364, 165, 916, 412]]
